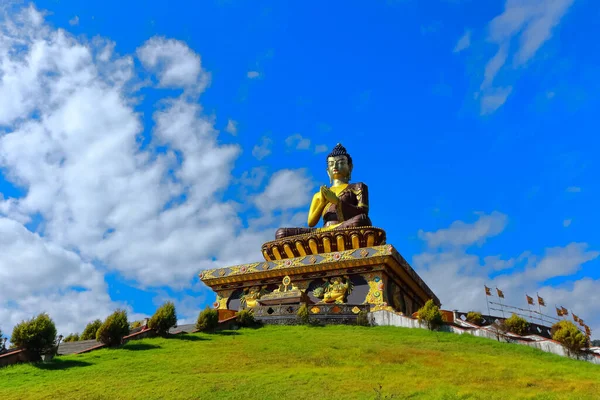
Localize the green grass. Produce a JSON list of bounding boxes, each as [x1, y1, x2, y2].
[[1, 325, 599, 400]]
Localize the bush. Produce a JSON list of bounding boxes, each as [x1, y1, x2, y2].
[[63, 333, 80, 342], [236, 309, 256, 328], [504, 314, 529, 336], [552, 320, 589, 356], [96, 309, 130, 346], [466, 311, 483, 325], [297, 303, 310, 325], [356, 310, 371, 326], [196, 307, 219, 332], [417, 300, 443, 330], [130, 320, 143, 329], [10, 313, 58, 358], [81, 319, 102, 340], [149, 301, 178, 336]]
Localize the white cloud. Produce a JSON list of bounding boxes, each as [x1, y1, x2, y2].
[[252, 136, 272, 160], [453, 30, 471, 53], [247, 71, 260, 79], [254, 169, 314, 212], [315, 144, 328, 153], [137, 36, 209, 90], [563, 219, 572, 227], [285, 134, 311, 150], [566, 186, 581, 193], [418, 211, 507, 248], [473, 0, 574, 114], [69, 15, 79, 26], [225, 119, 237, 135]]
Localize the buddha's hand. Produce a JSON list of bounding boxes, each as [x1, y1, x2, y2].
[[320, 185, 339, 205]]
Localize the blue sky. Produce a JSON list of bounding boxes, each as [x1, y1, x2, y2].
[[0, 0, 599, 338]]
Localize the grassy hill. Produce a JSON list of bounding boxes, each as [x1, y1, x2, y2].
[[1, 325, 599, 400]]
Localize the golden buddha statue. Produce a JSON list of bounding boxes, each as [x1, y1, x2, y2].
[[275, 143, 372, 239]]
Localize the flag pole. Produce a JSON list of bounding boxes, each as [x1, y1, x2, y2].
[[537, 293, 545, 326], [484, 285, 491, 318]]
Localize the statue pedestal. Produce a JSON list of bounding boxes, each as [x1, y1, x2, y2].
[[200, 244, 440, 317]]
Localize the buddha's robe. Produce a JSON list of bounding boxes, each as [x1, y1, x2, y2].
[[275, 182, 372, 239]]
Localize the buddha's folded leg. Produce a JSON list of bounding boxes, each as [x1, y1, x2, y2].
[[275, 227, 317, 240], [337, 214, 372, 229]]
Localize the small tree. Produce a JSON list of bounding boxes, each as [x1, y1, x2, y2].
[[63, 333, 80, 342], [552, 320, 589, 357], [81, 319, 102, 340], [236, 309, 256, 328], [130, 320, 143, 329], [10, 313, 58, 359], [96, 309, 130, 346], [196, 307, 219, 332], [592, 339, 600, 347], [417, 300, 443, 330], [297, 303, 310, 325], [504, 313, 529, 336], [356, 310, 371, 327], [149, 301, 178, 336], [466, 311, 483, 326]]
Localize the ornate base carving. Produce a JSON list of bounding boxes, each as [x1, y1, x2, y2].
[[200, 244, 440, 313], [261, 226, 386, 261]]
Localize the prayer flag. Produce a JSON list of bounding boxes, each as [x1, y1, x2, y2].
[[496, 288, 505, 299], [537, 295, 545, 307], [484, 286, 491, 296], [561, 307, 569, 316], [526, 295, 535, 306]]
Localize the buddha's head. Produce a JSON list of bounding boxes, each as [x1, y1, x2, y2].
[[326, 143, 353, 183]]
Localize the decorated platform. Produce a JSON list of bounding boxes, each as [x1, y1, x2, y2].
[[200, 244, 440, 316]]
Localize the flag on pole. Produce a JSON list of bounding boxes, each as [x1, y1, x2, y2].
[[561, 306, 569, 316], [526, 295, 535, 306], [556, 307, 563, 317], [573, 314, 580, 323], [585, 325, 592, 336], [579, 319, 585, 327], [496, 288, 505, 299], [537, 294, 546, 307], [484, 286, 491, 296]]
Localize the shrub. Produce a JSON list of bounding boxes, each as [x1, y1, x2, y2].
[[130, 320, 143, 329], [149, 301, 178, 336], [10, 313, 58, 358], [81, 319, 102, 340], [552, 320, 589, 356], [236, 309, 256, 328], [196, 307, 219, 332], [63, 333, 80, 342], [504, 314, 529, 336], [466, 311, 483, 326], [417, 300, 443, 330], [96, 309, 130, 346], [356, 310, 371, 327], [297, 303, 310, 325]]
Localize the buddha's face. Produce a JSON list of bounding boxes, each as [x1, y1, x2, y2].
[[327, 155, 352, 182]]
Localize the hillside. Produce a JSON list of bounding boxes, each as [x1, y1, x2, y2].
[[1, 325, 599, 400]]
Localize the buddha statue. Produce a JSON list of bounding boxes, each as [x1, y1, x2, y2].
[[275, 143, 372, 240]]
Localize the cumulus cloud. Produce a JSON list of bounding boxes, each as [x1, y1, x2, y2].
[[252, 136, 272, 160], [254, 169, 314, 212], [137, 36, 210, 90], [474, 0, 574, 114], [315, 144, 328, 153], [453, 30, 471, 53], [247, 71, 260, 79], [225, 119, 238, 135], [69, 15, 79, 26], [0, 4, 313, 339], [418, 211, 508, 248], [566, 186, 581, 193], [285, 134, 311, 150]]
